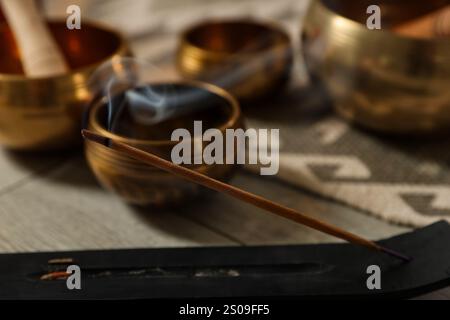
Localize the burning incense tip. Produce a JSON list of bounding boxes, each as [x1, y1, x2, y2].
[[40, 271, 70, 281], [379, 246, 413, 263], [81, 129, 110, 147]]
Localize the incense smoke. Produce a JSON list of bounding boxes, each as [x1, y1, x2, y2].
[[84, 27, 294, 146], [86, 27, 292, 133], [87, 57, 167, 133], [87, 57, 223, 136], [82, 33, 290, 176]]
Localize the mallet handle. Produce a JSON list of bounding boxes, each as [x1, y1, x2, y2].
[[0, 0, 68, 77]]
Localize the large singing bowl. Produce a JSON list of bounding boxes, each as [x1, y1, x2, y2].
[[302, 0, 450, 134]]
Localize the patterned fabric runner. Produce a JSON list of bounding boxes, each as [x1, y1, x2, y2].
[[246, 86, 450, 227]]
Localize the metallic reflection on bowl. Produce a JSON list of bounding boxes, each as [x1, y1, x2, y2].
[[302, 0, 450, 134]]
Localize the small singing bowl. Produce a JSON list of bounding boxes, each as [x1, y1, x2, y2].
[[302, 0, 450, 134], [85, 81, 244, 207], [0, 20, 129, 150], [176, 19, 293, 103]]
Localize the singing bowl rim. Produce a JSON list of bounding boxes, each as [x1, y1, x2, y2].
[[178, 17, 292, 59], [0, 18, 129, 82], [88, 80, 242, 147], [314, 0, 450, 47]]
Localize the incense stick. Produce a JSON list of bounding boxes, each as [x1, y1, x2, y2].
[[82, 129, 412, 263]]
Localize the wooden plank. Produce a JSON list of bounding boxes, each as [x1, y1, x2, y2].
[[0, 156, 236, 253], [174, 171, 410, 245], [0, 153, 408, 252], [0, 148, 66, 193]]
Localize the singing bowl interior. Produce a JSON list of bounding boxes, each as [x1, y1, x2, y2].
[[89, 82, 241, 146], [184, 20, 289, 54], [0, 20, 128, 150], [0, 21, 122, 75], [302, 0, 450, 134], [177, 19, 293, 102]]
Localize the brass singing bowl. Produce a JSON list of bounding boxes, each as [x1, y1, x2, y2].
[[85, 81, 244, 206], [302, 0, 450, 133], [0, 20, 129, 150], [176, 19, 293, 103]]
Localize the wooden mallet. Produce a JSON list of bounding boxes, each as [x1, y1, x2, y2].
[[0, 0, 68, 77]]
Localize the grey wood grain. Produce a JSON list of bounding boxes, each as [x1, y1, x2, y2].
[[0, 152, 408, 252], [0, 156, 237, 253], [176, 171, 409, 245], [0, 148, 67, 194]]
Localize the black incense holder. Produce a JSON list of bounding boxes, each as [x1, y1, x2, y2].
[[1, 221, 449, 300]]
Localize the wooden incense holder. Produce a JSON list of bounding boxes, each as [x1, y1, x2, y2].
[[0, 0, 68, 77], [3, 221, 449, 299], [393, 5, 450, 39]]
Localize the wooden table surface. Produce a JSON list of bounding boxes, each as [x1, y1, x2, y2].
[[2, 148, 448, 299], [0, 147, 410, 252], [0, 0, 448, 300]]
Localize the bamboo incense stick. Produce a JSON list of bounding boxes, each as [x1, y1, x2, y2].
[[82, 129, 412, 263]]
